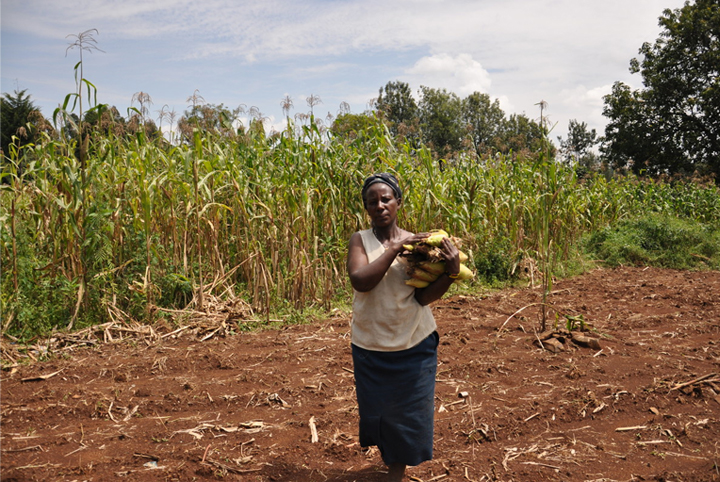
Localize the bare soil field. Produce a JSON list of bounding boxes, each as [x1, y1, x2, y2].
[[2, 266, 719, 482]]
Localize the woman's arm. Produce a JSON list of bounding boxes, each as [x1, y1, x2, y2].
[[347, 232, 399, 292], [347, 231, 429, 292], [414, 237, 462, 306]]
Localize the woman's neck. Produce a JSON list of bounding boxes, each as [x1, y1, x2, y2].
[[372, 224, 400, 246]]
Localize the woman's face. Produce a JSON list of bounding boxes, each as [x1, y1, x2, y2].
[[364, 183, 400, 228]]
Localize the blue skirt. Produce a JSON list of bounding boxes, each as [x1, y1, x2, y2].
[[352, 331, 439, 466]]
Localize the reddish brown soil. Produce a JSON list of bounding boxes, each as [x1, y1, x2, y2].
[[2, 266, 720, 482]]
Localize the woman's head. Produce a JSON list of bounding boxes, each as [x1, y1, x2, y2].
[[361, 173, 402, 229], [361, 173, 402, 208]]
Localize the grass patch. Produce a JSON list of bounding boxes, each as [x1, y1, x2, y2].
[[583, 214, 720, 270]]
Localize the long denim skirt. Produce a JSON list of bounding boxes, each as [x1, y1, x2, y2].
[[351, 331, 439, 466]]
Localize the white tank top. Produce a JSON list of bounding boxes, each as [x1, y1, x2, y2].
[[351, 229, 436, 351]]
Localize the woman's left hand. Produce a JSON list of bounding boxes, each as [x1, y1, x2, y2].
[[440, 237, 461, 277], [413, 236, 462, 306]]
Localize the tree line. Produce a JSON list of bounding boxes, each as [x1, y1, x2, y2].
[[332, 83, 552, 162]]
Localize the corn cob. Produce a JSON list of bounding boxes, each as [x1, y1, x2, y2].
[[417, 261, 446, 276], [417, 260, 474, 280], [401, 228, 475, 288], [405, 243, 442, 260], [409, 246, 467, 263], [455, 263, 474, 280], [408, 267, 440, 283], [424, 229, 449, 247], [405, 278, 430, 288]]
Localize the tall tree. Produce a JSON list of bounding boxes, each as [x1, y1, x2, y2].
[[418, 86, 463, 156], [602, 0, 720, 181], [462, 92, 505, 157], [376, 81, 419, 139], [499, 113, 548, 156], [558, 120, 597, 161], [557, 119, 599, 177]]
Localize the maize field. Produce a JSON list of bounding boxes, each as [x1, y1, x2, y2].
[[2, 118, 720, 339]]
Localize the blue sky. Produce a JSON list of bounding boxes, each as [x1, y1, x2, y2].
[[1, 0, 686, 144]]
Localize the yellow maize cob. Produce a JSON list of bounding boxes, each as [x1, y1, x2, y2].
[[417, 261, 446, 276], [405, 278, 430, 288], [408, 267, 440, 282], [455, 263, 474, 280], [424, 232, 448, 247], [418, 251, 469, 274]]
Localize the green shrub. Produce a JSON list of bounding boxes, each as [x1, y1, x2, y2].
[[158, 273, 194, 309], [473, 236, 515, 285]]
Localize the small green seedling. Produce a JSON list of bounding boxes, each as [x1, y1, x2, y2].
[[565, 314, 586, 332]]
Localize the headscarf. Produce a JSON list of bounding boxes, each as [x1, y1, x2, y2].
[[361, 173, 402, 206]]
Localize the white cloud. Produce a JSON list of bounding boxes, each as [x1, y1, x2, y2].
[[495, 95, 514, 116], [560, 84, 613, 109], [552, 84, 614, 136], [405, 53, 492, 96]]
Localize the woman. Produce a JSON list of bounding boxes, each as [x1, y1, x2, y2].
[[347, 173, 461, 482]]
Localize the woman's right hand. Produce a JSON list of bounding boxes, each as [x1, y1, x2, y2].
[[391, 232, 429, 254]]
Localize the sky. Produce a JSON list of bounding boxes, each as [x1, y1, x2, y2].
[[1, 0, 687, 145]]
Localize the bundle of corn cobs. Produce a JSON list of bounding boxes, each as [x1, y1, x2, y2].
[[402, 229, 474, 288]]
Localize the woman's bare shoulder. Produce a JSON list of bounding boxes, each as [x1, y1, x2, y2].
[[348, 231, 366, 252]]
